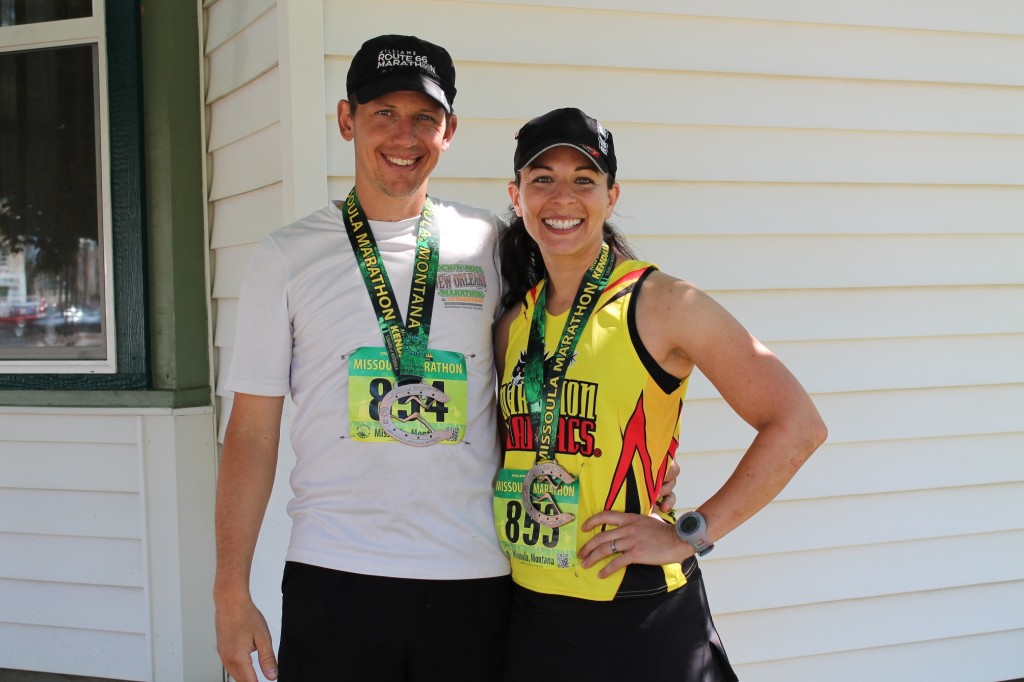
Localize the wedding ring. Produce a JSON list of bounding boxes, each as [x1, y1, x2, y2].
[[611, 539, 618, 553]]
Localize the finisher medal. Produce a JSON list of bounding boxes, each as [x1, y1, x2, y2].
[[521, 242, 616, 526], [521, 461, 577, 527], [342, 190, 450, 447], [378, 382, 459, 446]]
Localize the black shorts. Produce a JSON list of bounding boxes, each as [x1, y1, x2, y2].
[[278, 561, 512, 681], [503, 558, 738, 681]]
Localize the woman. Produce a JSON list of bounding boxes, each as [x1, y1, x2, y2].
[[493, 108, 827, 680]]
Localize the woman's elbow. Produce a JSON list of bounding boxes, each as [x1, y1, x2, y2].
[[803, 409, 828, 455]]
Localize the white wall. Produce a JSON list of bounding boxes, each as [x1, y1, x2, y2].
[[207, 1, 1024, 680], [205, 1, 323, 679], [0, 407, 219, 681]]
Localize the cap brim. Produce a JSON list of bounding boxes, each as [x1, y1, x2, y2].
[[354, 74, 451, 113], [515, 142, 609, 174]]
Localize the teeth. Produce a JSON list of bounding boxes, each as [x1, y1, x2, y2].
[[544, 218, 583, 230], [387, 156, 415, 166]]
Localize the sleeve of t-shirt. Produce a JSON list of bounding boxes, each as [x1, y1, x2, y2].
[[224, 236, 292, 397], [491, 212, 507, 323]]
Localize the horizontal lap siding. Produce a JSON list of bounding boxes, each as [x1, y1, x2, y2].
[[738, 630, 1024, 682], [205, 0, 275, 57], [686, 335, 1024, 397], [204, 7, 319, 679], [2, 442, 139, 492], [205, 0, 285, 449], [705, 529, 1024, 612], [681, 433, 1024, 501], [717, 580, 1024, 662], [197, 1, 1024, 680], [0, 412, 147, 679], [205, 2, 278, 104], [0, 579, 147, 632], [445, 0, 1024, 36], [208, 124, 283, 201], [203, 14, 288, 673], [679, 386, 1024, 454], [0, 623, 148, 681], [331, 118, 1024, 183], [384, 4, 1021, 680], [710, 482, 1024, 558], [629, 235, 1024, 289], [0, 533, 144, 587], [711, 287, 1023, 341], [616, 182, 1024, 236], [325, 3, 1024, 85], [413, 178, 1024, 236], [209, 183, 285, 250]]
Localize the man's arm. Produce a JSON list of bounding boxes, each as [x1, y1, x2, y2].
[[214, 392, 285, 682]]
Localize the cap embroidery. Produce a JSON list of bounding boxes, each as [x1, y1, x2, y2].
[[596, 124, 609, 155], [376, 49, 437, 76]]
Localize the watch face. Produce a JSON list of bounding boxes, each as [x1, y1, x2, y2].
[[680, 516, 700, 534]]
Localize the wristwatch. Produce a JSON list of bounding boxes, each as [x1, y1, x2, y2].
[[675, 510, 714, 557]]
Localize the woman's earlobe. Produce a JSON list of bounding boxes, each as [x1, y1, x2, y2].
[[508, 182, 522, 214]]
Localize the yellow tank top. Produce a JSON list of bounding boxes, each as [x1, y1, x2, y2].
[[495, 260, 690, 601]]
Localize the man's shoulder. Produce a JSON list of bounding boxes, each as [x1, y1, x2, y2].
[[257, 203, 344, 253], [430, 196, 505, 226], [269, 203, 343, 239], [249, 204, 346, 273]]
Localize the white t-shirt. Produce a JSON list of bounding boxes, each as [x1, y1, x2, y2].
[[226, 198, 510, 579]]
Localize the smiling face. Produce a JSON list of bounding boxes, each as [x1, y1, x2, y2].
[[509, 145, 620, 266], [338, 90, 457, 220]]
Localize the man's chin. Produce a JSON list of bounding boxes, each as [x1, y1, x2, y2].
[[377, 179, 428, 200]]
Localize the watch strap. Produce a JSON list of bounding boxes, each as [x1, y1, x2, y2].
[[675, 510, 714, 557]]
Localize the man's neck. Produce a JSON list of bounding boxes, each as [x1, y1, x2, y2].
[[353, 178, 428, 222]]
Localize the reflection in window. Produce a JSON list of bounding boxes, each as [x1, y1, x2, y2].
[[0, 43, 106, 361], [0, 0, 92, 27]]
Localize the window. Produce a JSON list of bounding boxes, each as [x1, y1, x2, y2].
[[0, 0, 148, 387]]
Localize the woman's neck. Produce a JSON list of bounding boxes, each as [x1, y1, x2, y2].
[[541, 245, 606, 315]]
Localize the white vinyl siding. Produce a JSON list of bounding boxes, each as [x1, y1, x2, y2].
[[0, 413, 147, 675], [0, 408, 217, 681], [207, 1, 1024, 680], [0, 412, 147, 679], [205, 4, 319, 677], [205, 0, 284, 439]]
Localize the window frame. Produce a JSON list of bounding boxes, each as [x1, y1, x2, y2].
[[0, 0, 148, 389]]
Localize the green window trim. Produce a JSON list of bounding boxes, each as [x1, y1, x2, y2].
[[0, 0, 149, 391]]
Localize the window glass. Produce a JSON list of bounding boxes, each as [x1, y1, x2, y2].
[[0, 43, 106, 361], [0, 0, 92, 27]]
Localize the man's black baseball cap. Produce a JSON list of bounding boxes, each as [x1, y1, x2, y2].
[[346, 34, 457, 113], [513, 108, 616, 179]]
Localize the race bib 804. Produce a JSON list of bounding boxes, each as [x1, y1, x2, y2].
[[348, 346, 467, 444]]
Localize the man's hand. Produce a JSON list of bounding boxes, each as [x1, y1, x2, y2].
[[657, 458, 681, 513], [215, 595, 278, 682], [214, 393, 284, 680]]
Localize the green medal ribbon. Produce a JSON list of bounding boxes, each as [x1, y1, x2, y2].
[[341, 189, 439, 385], [524, 241, 616, 463]]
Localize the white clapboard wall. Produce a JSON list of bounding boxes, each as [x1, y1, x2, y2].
[[206, 1, 1024, 680], [0, 407, 218, 681]]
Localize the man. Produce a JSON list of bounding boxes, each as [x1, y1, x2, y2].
[[214, 34, 679, 682], [214, 34, 510, 681]]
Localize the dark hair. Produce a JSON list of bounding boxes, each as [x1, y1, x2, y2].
[[498, 174, 637, 311]]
